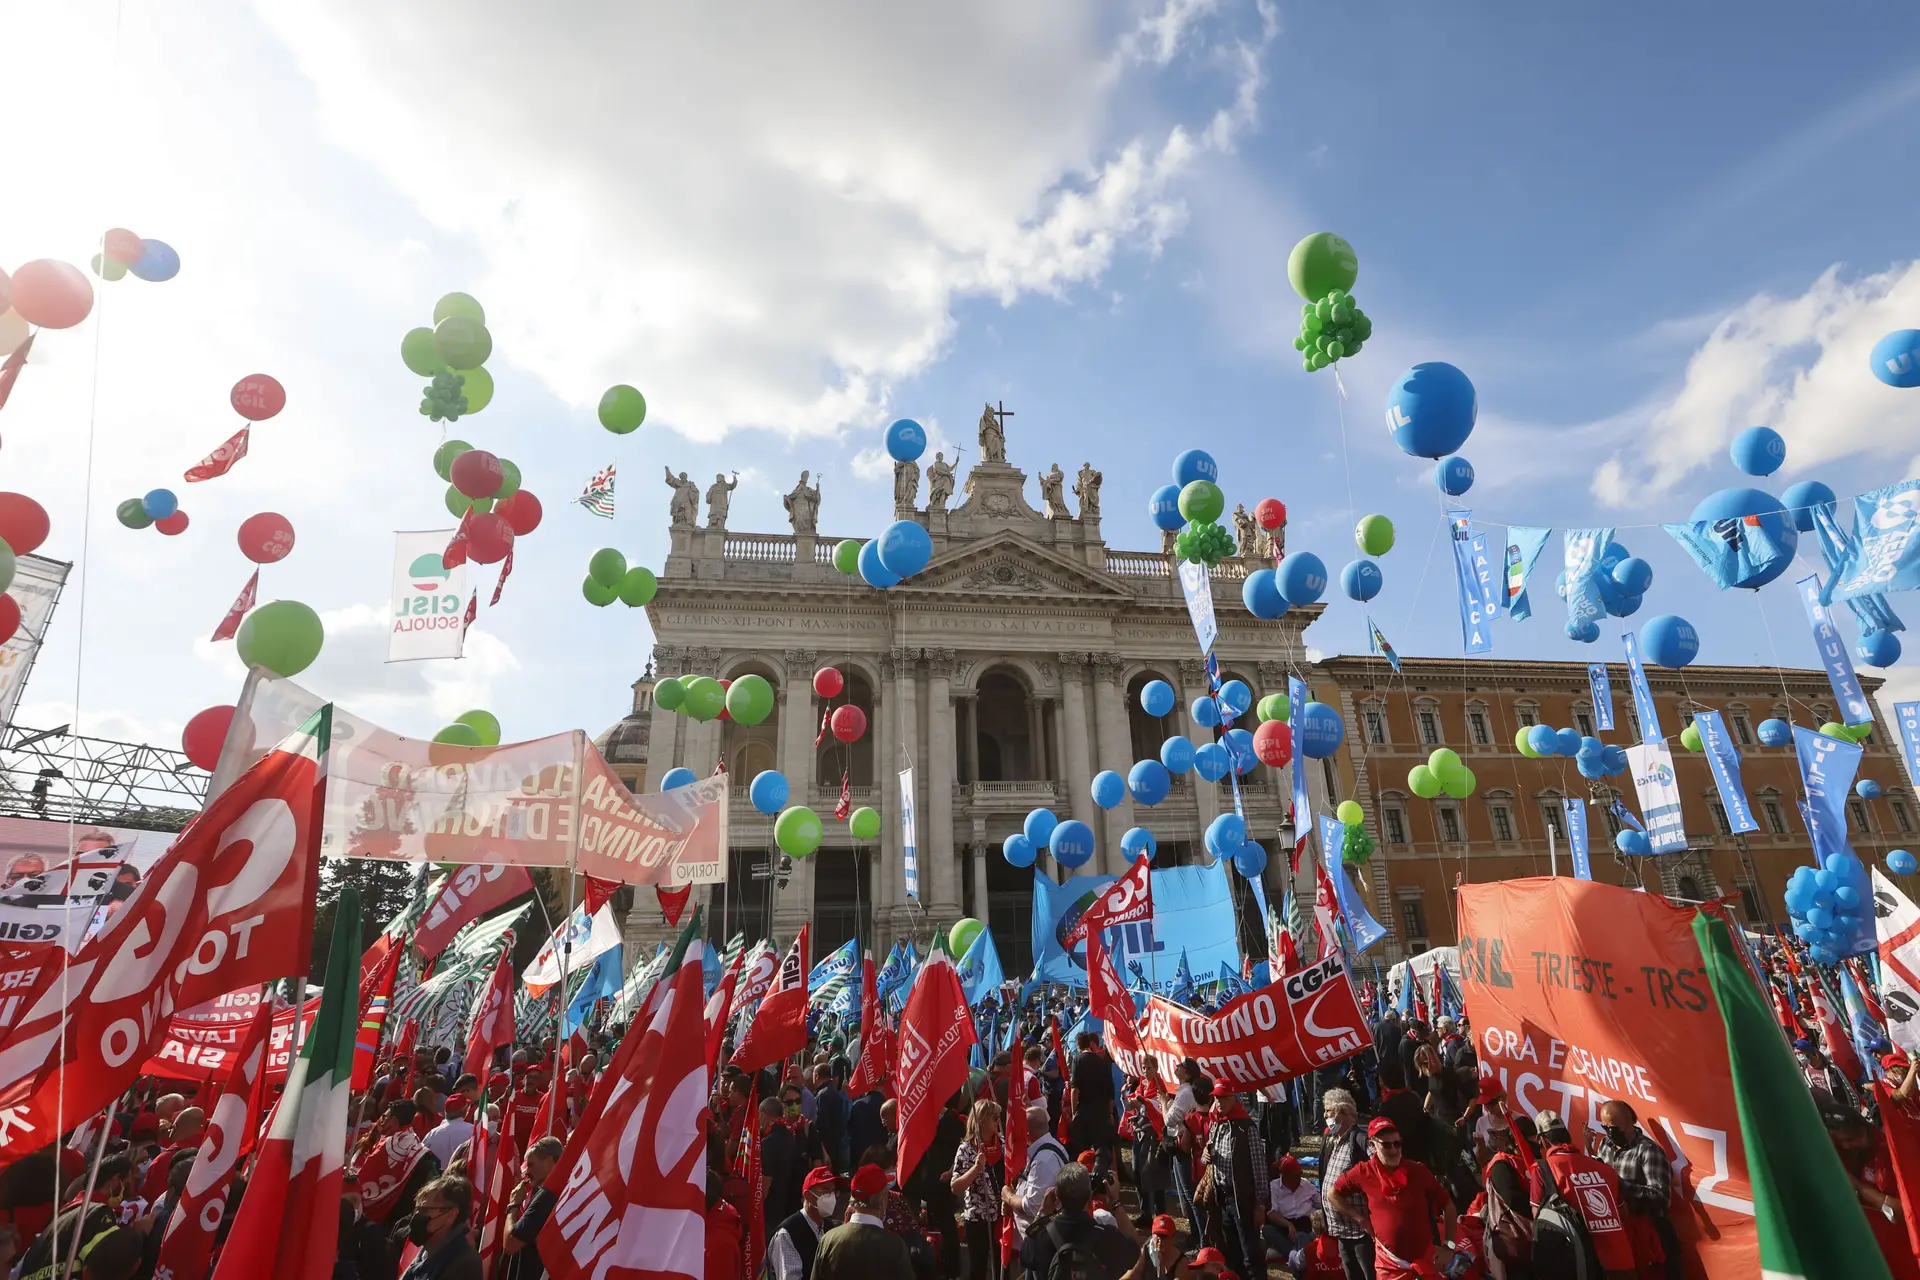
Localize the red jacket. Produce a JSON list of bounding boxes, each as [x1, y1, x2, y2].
[[706, 1198, 743, 1280]]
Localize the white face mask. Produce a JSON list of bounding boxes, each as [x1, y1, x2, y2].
[[813, 1193, 838, 1218]]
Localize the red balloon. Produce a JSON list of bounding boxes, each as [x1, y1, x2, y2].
[[1255, 498, 1287, 532], [716, 678, 733, 722], [0, 493, 50, 555], [155, 511, 189, 536], [1253, 719, 1292, 768], [830, 704, 867, 743], [231, 374, 286, 421], [813, 667, 844, 698], [0, 266, 11, 316], [0, 595, 18, 646], [102, 229, 144, 266], [8, 260, 93, 329], [496, 490, 543, 536], [451, 449, 504, 499], [181, 705, 237, 772], [466, 512, 514, 564], [237, 512, 295, 564]]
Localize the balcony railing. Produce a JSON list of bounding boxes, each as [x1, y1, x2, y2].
[[1104, 551, 1249, 581], [722, 533, 797, 564], [956, 780, 1061, 805]]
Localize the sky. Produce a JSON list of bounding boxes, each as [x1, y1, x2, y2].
[[2, 1, 1920, 755]]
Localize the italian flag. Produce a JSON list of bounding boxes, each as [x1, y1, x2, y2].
[[1693, 911, 1891, 1280], [212, 885, 363, 1280]]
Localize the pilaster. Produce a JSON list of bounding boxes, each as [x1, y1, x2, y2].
[[1057, 651, 1096, 858], [926, 648, 962, 924], [1090, 651, 1134, 874], [1178, 658, 1220, 842], [892, 647, 923, 929], [775, 648, 820, 937]]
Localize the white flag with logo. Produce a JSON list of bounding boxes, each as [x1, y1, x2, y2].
[[1873, 867, 1920, 1059], [388, 530, 468, 661], [900, 767, 919, 902]]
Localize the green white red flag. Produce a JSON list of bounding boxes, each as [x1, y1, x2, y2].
[[895, 930, 978, 1188]]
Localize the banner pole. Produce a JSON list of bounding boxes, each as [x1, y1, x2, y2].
[[553, 731, 585, 1056], [1548, 822, 1558, 878], [58, 1109, 114, 1280]]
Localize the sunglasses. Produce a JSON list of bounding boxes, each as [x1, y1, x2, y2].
[[1373, 1139, 1402, 1151]]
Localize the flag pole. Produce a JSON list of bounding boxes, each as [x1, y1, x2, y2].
[[58, 1109, 115, 1280], [552, 731, 585, 1060]]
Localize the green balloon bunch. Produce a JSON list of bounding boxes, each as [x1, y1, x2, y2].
[[1175, 520, 1235, 565], [1342, 829, 1376, 866], [1294, 288, 1372, 372], [432, 710, 503, 747], [583, 548, 658, 609], [1256, 692, 1290, 723], [1406, 747, 1477, 801], [1820, 721, 1873, 743], [405, 293, 495, 421]]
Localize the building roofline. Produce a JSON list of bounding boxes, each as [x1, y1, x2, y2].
[[1314, 652, 1884, 693]]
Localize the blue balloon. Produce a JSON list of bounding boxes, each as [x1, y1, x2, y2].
[[1615, 829, 1650, 856], [1688, 488, 1798, 587], [1729, 425, 1786, 477], [1121, 826, 1158, 861], [1611, 592, 1644, 619], [1024, 808, 1059, 847], [1836, 884, 1861, 908], [1870, 329, 1920, 388], [1811, 946, 1841, 967], [1160, 735, 1196, 775], [129, 239, 180, 282], [1091, 770, 1126, 810], [1815, 869, 1838, 892], [1128, 759, 1171, 806], [1576, 752, 1607, 780], [1566, 620, 1600, 643], [1602, 745, 1629, 776], [1150, 484, 1186, 533], [1341, 558, 1383, 602], [1807, 905, 1832, 930], [1233, 844, 1268, 878], [1190, 696, 1221, 729], [877, 520, 932, 578], [1526, 724, 1558, 756], [1434, 455, 1474, 496], [1277, 553, 1328, 606], [1554, 727, 1583, 758], [1857, 778, 1884, 800], [1858, 631, 1902, 668], [1193, 742, 1230, 782], [858, 538, 901, 589], [884, 418, 927, 462], [659, 766, 697, 791], [1223, 727, 1257, 775], [1297, 702, 1345, 759], [143, 488, 179, 520], [1242, 569, 1289, 620], [748, 769, 789, 815], [1385, 362, 1477, 459], [1050, 819, 1096, 868], [1140, 679, 1176, 717], [1205, 812, 1247, 857], [1758, 717, 1791, 746], [1780, 480, 1837, 533], [1172, 449, 1219, 487], [1640, 615, 1699, 669], [1219, 680, 1253, 716], [1890, 849, 1918, 875], [1600, 541, 1630, 571], [1580, 735, 1604, 756], [1003, 833, 1038, 868], [1613, 557, 1653, 594]]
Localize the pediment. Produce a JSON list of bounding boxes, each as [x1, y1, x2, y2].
[[900, 530, 1133, 600]]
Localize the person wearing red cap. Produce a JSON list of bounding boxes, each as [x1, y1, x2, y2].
[[1329, 1116, 1457, 1280], [1264, 1153, 1319, 1260], [1189, 1245, 1229, 1278], [1127, 1212, 1188, 1279], [814, 1165, 913, 1280], [770, 1166, 842, 1280]]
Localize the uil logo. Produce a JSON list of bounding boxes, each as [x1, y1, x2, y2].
[[1868, 490, 1920, 532]]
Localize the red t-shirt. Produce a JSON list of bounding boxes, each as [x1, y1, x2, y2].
[[1295, 1234, 1345, 1280], [1332, 1157, 1449, 1279], [1530, 1146, 1636, 1274]]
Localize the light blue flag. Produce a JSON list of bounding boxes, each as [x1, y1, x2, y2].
[[1587, 663, 1615, 731], [956, 927, 1005, 1004], [1897, 702, 1920, 794], [1662, 518, 1795, 591], [1172, 949, 1198, 1005], [1563, 527, 1615, 637], [1451, 512, 1494, 653], [1564, 798, 1591, 880], [1799, 575, 1875, 725], [1694, 710, 1759, 834], [563, 944, 624, 1037], [1320, 815, 1388, 953], [1368, 616, 1403, 673], [1503, 525, 1553, 621], [874, 941, 908, 999], [1216, 962, 1250, 997], [1622, 630, 1663, 744], [1793, 724, 1862, 868], [1831, 480, 1920, 601], [1609, 799, 1646, 833], [1289, 674, 1312, 843], [702, 938, 722, 997], [1810, 500, 1903, 633], [808, 938, 859, 992]]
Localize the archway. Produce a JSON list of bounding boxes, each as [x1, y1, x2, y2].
[[721, 660, 781, 784], [1127, 669, 1179, 761], [816, 667, 876, 789], [975, 668, 1037, 781]]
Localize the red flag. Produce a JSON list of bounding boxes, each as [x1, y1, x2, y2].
[[1875, 1078, 1920, 1258], [1049, 1016, 1073, 1143], [211, 568, 259, 642], [464, 945, 517, 1083], [583, 874, 620, 917], [491, 545, 514, 605], [730, 927, 810, 1074], [1808, 969, 1864, 1084], [815, 707, 830, 747], [895, 933, 979, 1188], [475, 1113, 519, 1272], [461, 590, 478, 636], [415, 863, 535, 962], [1003, 1022, 1028, 1182], [352, 940, 404, 1090], [741, 1082, 765, 1280], [538, 933, 709, 1280], [0, 710, 327, 1161], [1086, 932, 1135, 1031], [847, 952, 891, 1098], [1430, 962, 1444, 1021], [1313, 858, 1342, 959], [657, 883, 693, 926], [443, 509, 474, 570], [184, 424, 251, 482], [834, 771, 852, 821], [0, 334, 35, 413], [152, 997, 274, 1280], [1279, 926, 1301, 974], [352, 1128, 432, 1224], [1065, 854, 1152, 946], [706, 949, 745, 1080]]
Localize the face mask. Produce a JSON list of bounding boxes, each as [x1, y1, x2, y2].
[[784, 1103, 802, 1118], [814, 1193, 838, 1218], [407, 1212, 439, 1246]]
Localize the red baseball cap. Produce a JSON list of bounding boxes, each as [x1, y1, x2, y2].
[[1367, 1116, 1400, 1139], [1151, 1214, 1178, 1237], [1193, 1248, 1227, 1268], [803, 1167, 840, 1195], [1477, 1076, 1504, 1103], [850, 1164, 888, 1199]]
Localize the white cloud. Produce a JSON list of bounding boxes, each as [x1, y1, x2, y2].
[[850, 418, 958, 484]]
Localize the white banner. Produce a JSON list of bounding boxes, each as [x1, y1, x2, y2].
[[899, 767, 918, 902], [1176, 560, 1217, 655], [388, 530, 468, 661], [523, 903, 623, 994], [1625, 740, 1688, 854], [0, 554, 69, 721]]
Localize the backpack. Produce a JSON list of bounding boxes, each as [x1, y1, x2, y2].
[[1530, 1158, 1602, 1280], [1481, 1156, 1532, 1271], [1045, 1220, 1116, 1280]]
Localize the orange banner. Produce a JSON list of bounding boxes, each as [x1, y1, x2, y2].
[[1457, 878, 1756, 1279]]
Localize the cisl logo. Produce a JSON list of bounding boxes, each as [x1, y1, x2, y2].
[[896, 1021, 932, 1104], [395, 554, 461, 630]]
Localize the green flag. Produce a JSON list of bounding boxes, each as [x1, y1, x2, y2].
[[1693, 910, 1891, 1280]]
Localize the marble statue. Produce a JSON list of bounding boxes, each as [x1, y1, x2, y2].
[[706, 471, 738, 529], [1233, 503, 1259, 558], [783, 470, 820, 535], [664, 467, 700, 528], [978, 401, 1009, 464], [926, 452, 955, 513], [1039, 463, 1068, 519], [1074, 462, 1102, 519], [894, 457, 920, 510]]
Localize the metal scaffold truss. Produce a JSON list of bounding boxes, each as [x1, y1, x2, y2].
[[0, 723, 208, 833]]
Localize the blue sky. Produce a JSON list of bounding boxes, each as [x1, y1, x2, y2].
[[2, 1, 1919, 751]]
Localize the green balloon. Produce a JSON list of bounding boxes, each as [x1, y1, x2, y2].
[[1256, 693, 1290, 723], [616, 566, 657, 608], [235, 600, 324, 678], [1515, 726, 1542, 758], [1177, 480, 1224, 525], [582, 576, 617, 607], [682, 676, 725, 722], [1441, 765, 1475, 800], [0, 539, 13, 595], [401, 327, 446, 377], [848, 806, 881, 841], [432, 316, 492, 370], [834, 539, 862, 574], [457, 365, 494, 415], [775, 805, 823, 857], [949, 917, 985, 956], [1408, 765, 1442, 799], [455, 709, 502, 746], [653, 676, 686, 711], [1819, 721, 1848, 741], [1355, 514, 1395, 556], [598, 385, 647, 434], [493, 458, 520, 501], [446, 486, 492, 517], [433, 440, 472, 481], [433, 292, 486, 326], [1288, 233, 1359, 302], [116, 499, 153, 530], [588, 548, 628, 588], [1428, 747, 1461, 776], [1679, 723, 1703, 752], [725, 673, 775, 726], [1844, 722, 1875, 743], [1336, 799, 1364, 826], [433, 722, 482, 746]]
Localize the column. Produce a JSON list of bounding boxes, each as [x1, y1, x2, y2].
[[963, 696, 980, 783], [893, 647, 922, 929], [1179, 658, 1220, 847], [774, 649, 819, 937], [1045, 699, 1064, 786], [970, 842, 990, 929], [1090, 652, 1135, 874], [927, 648, 962, 923], [1027, 700, 1047, 780], [1057, 652, 1096, 838], [875, 650, 899, 949]]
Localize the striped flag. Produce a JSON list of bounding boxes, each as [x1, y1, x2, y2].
[[211, 569, 258, 642], [576, 461, 616, 517]]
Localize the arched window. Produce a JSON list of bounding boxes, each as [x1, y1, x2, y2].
[[1362, 696, 1390, 747], [722, 660, 781, 787], [1537, 789, 1565, 839], [974, 667, 1037, 782], [817, 667, 876, 787]]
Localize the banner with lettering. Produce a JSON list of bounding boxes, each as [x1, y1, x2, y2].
[[1830, 479, 1920, 601], [1562, 527, 1614, 640], [1793, 725, 1861, 868], [1563, 799, 1590, 881], [1622, 631, 1662, 744], [1586, 663, 1615, 731], [1626, 741, 1688, 854], [1798, 574, 1875, 725], [1288, 675, 1311, 847], [1693, 711, 1758, 835], [388, 530, 469, 661], [1457, 877, 1758, 1278], [1451, 511, 1493, 654], [414, 863, 536, 962], [1896, 701, 1920, 793], [1177, 560, 1218, 656]]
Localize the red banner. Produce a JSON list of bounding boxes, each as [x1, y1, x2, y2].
[[1457, 878, 1757, 1279], [1066, 855, 1151, 947], [1104, 952, 1368, 1090], [414, 862, 534, 962], [145, 987, 276, 1081]]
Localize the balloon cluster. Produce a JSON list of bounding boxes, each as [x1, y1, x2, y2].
[[808, 667, 869, 744], [653, 672, 776, 727], [842, 420, 937, 589], [1002, 808, 1094, 871], [435, 441, 541, 568], [1334, 799, 1375, 865], [403, 293, 495, 422], [1784, 850, 1874, 966], [0, 495, 49, 646], [1553, 539, 1656, 641], [1516, 723, 1628, 780], [1205, 812, 1267, 878], [1287, 233, 1370, 372], [746, 764, 880, 846], [89, 229, 179, 283], [583, 548, 658, 608], [598, 385, 647, 435], [433, 710, 502, 747], [1405, 747, 1482, 799], [116, 488, 189, 536], [1819, 720, 1874, 744]]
